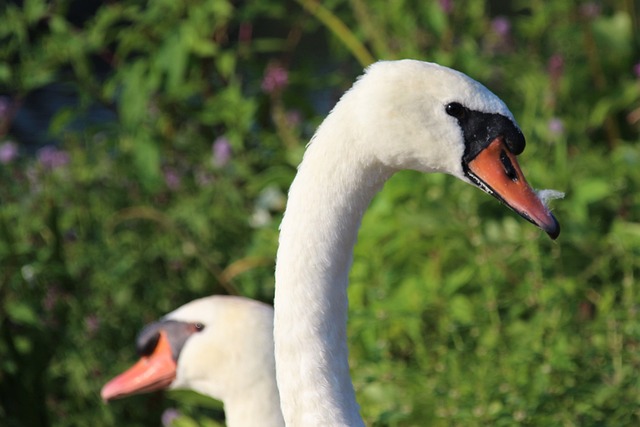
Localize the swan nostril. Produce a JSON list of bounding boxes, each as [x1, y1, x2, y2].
[[500, 149, 518, 181], [138, 332, 161, 357]]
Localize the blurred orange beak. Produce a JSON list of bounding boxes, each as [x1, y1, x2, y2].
[[101, 331, 177, 402], [466, 137, 560, 239]]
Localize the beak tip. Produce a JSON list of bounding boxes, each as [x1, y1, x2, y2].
[[100, 386, 113, 403], [544, 214, 560, 240]]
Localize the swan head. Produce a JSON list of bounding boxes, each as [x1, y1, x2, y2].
[[341, 60, 559, 238], [100, 296, 276, 402]]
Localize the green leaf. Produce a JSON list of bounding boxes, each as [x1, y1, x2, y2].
[[23, 0, 47, 24], [6, 301, 39, 326], [0, 62, 11, 82], [172, 415, 201, 427], [131, 134, 162, 191], [119, 61, 152, 128], [592, 12, 633, 60], [449, 295, 474, 326], [157, 31, 188, 94], [573, 178, 610, 205], [216, 52, 236, 78]]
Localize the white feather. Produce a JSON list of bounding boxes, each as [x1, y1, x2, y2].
[[167, 296, 284, 427], [536, 189, 565, 210], [274, 59, 539, 426]]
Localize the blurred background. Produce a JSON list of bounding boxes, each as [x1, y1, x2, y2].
[[1, 0, 639, 426]]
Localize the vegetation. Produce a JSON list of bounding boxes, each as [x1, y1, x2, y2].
[[1, 0, 639, 426]]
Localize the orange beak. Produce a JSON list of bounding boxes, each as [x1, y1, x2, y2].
[[101, 331, 177, 402], [466, 137, 560, 239]]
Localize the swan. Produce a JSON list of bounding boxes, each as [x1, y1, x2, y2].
[[101, 295, 285, 427], [273, 59, 560, 426]]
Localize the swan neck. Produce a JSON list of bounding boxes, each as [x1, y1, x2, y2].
[[274, 126, 391, 425], [192, 357, 284, 427], [222, 384, 285, 427]]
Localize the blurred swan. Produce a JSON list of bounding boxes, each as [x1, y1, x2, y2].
[[274, 59, 560, 426], [101, 295, 284, 427]]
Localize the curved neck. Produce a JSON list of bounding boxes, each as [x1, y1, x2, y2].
[[222, 380, 285, 427], [188, 351, 285, 427], [274, 113, 392, 425]]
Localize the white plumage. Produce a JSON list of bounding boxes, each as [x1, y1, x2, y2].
[[274, 60, 559, 426], [102, 295, 284, 427]]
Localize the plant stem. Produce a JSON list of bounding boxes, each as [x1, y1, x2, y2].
[[295, 0, 375, 67]]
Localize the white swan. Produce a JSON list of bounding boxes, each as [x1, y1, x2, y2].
[[274, 60, 560, 426], [101, 295, 285, 427]]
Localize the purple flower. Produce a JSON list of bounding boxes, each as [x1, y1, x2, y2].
[[0, 141, 18, 164], [163, 167, 181, 190], [43, 284, 60, 312], [286, 110, 302, 128], [491, 16, 511, 38], [580, 3, 601, 19], [212, 136, 232, 167], [548, 54, 564, 82], [261, 64, 289, 94], [239, 22, 253, 43], [161, 408, 180, 427], [439, 0, 453, 14], [85, 315, 100, 335], [548, 118, 565, 136], [0, 96, 11, 119], [37, 146, 69, 170], [195, 169, 214, 187], [634, 62, 640, 79]]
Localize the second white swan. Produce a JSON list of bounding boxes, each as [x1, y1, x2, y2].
[[101, 295, 284, 427], [274, 60, 560, 426]]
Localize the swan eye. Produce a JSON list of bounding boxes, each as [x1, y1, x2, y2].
[[193, 322, 205, 332], [445, 102, 465, 119]]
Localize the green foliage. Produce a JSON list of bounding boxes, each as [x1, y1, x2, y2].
[[1, 0, 639, 426]]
